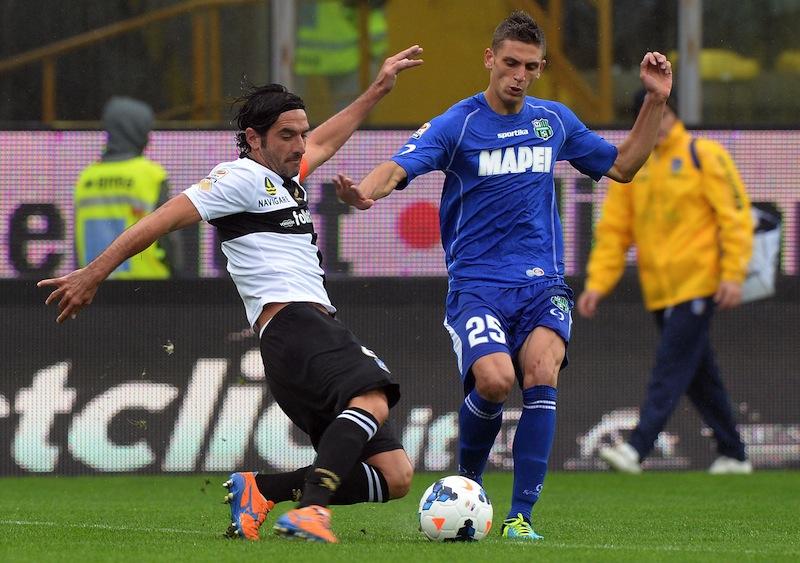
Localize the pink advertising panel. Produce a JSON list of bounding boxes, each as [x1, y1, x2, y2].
[[1, 130, 797, 278]]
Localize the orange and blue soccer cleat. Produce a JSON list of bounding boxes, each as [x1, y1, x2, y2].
[[223, 472, 275, 541], [273, 505, 338, 543]]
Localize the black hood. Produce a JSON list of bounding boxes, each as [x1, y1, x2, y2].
[[102, 96, 154, 161]]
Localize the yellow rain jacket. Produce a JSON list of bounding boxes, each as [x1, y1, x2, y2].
[[75, 157, 170, 279], [295, 1, 387, 76], [585, 121, 753, 311]]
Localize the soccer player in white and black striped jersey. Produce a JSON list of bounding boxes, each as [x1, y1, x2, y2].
[[38, 45, 424, 544]]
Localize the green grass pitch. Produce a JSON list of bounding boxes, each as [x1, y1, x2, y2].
[[1, 471, 798, 562]]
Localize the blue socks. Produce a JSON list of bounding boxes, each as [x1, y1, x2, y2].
[[458, 384, 558, 522], [509, 385, 557, 521], [458, 389, 503, 485]]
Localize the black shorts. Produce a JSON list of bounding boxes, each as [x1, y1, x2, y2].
[[259, 302, 402, 459]]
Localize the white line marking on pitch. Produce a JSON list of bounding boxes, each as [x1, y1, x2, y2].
[[545, 542, 798, 557], [0, 519, 205, 535]]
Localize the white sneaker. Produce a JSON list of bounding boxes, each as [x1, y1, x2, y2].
[[599, 442, 642, 474], [708, 456, 753, 475]]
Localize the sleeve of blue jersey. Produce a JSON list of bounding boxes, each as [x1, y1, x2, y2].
[[556, 103, 618, 181], [390, 111, 459, 189]]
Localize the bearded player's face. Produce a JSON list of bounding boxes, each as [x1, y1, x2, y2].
[[248, 109, 309, 178]]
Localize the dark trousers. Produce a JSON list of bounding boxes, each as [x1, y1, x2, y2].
[[629, 297, 747, 462]]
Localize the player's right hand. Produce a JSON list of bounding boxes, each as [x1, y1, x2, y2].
[[372, 45, 424, 95], [577, 289, 603, 318], [639, 51, 672, 101], [37, 268, 100, 323], [334, 173, 375, 210]]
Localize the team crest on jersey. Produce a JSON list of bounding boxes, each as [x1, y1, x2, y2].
[[671, 158, 683, 173], [412, 122, 431, 139], [198, 178, 213, 191], [265, 177, 277, 196], [550, 295, 571, 313], [532, 118, 554, 140]]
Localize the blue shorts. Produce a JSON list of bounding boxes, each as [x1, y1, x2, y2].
[[443, 279, 574, 390]]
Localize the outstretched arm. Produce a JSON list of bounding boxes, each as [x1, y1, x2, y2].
[[37, 194, 201, 323], [333, 161, 408, 210], [606, 51, 673, 182], [303, 45, 424, 177]]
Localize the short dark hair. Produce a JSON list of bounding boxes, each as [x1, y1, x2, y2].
[[632, 88, 678, 119], [491, 10, 546, 52], [233, 83, 306, 157]]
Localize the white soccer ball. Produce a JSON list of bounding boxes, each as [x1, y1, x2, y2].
[[418, 475, 493, 541]]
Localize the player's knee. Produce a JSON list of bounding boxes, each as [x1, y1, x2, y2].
[[385, 455, 413, 499], [474, 371, 515, 402], [368, 449, 414, 499], [471, 354, 515, 401]]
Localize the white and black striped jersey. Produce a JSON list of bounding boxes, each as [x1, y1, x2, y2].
[[183, 157, 335, 329]]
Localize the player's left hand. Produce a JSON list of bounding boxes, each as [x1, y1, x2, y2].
[[334, 174, 375, 210], [714, 280, 743, 310], [371, 45, 424, 95], [37, 268, 101, 323], [639, 51, 672, 100]]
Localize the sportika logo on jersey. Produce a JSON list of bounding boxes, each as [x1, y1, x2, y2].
[[496, 128, 529, 139], [478, 146, 552, 176]]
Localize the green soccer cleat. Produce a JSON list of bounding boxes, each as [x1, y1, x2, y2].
[[501, 513, 543, 541]]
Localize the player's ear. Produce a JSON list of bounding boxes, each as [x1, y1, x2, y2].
[[484, 47, 494, 70], [539, 59, 547, 76], [245, 127, 262, 151]]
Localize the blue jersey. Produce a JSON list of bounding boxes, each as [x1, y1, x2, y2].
[[392, 92, 617, 291]]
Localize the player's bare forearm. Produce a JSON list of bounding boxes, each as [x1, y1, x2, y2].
[[88, 195, 200, 279], [304, 45, 424, 175], [334, 161, 406, 210], [363, 161, 407, 200], [37, 195, 200, 322], [608, 93, 666, 181], [607, 52, 672, 182]]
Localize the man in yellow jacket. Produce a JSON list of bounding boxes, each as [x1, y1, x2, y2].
[[577, 90, 754, 474], [294, 0, 388, 117], [74, 97, 181, 279]]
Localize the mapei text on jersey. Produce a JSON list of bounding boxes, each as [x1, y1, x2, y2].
[[478, 146, 553, 176]]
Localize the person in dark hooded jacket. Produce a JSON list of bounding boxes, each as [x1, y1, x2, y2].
[[74, 96, 181, 278]]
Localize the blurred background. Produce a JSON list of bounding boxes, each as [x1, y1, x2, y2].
[[1, 0, 798, 476], [3, 0, 800, 126]]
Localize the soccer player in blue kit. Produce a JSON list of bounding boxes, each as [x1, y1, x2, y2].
[[335, 11, 672, 540]]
